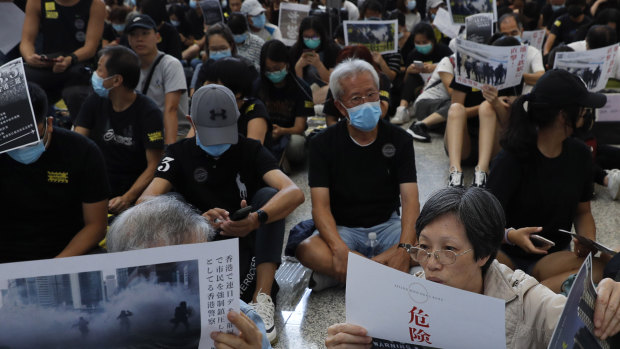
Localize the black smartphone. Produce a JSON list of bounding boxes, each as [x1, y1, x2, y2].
[[230, 206, 253, 221], [530, 234, 555, 248]]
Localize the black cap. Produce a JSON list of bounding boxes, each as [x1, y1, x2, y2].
[[125, 14, 157, 33], [530, 69, 607, 109]]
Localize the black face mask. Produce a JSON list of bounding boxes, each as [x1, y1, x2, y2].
[[568, 5, 583, 17], [579, 108, 595, 131]]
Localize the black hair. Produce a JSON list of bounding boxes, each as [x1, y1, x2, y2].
[[415, 187, 505, 274], [586, 24, 618, 50], [28, 83, 48, 124], [209, 57, 253, 97], [206, 22, 238, 55], [109, 5, 132, 23], [412, 22, 437, 45], [167, 4, 191, 36], [99, 45, 141, 90], [359, 0, 384, 19], [259, 39, 290, 83], [498, 12, 522, 31], [140, 0, 170, 25], [298, 16, 329, 50], [490, 34, 520, 46], [227, 12, 249, 35], [547, 45, 574, 69], [388, 9, 406, 28]]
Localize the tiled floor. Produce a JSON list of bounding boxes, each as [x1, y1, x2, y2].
[[271, 121, 620, 349]]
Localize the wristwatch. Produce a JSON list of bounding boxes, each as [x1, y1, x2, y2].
[[397, 243, 413, 251], [256, 209, 268, 225], [69, 53, 78, 66]]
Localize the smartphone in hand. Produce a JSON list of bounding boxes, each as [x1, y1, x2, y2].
[[530, 234, 555, 248], [230, 206, 253, 221]]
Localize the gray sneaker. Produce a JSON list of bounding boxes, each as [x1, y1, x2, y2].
[[607, 169, 620, 200]]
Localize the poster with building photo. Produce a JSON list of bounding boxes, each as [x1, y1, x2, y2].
[[0, 240, 240, 349], [521, 29, 545, 51], [432, 8, 463, 39], [454, 38, 527, 89], [279, 2, 311, 46], [344, 20, 398, 54], [0, 58, 40, 154], [465, 13, 494, 44], [554, 44, 619, 92], [447, 0, 497, 24]]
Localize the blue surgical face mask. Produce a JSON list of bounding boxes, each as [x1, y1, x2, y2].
[[514, 35, 523, 43], [190, 0, 198, 9], [171, 20, 180, 27], [303, 37, 321, 49], [8, 124, 48, 165], [234, 32, 248, 44], [210, 49, 232, 61], [112, 23, 125, 33], [345, 101, 381, 132], [91, 71, 114, 98], [551, 4, 565, 11], [430, 13, 436, 20], [407, 0, 417, 11], [196, 134, 231, 157], [266, 68, 287, 83], [415, 43, 433, 55], [366, 16, 381, 21], [125, 0, 136, 7], [252, 13, 266, 29]]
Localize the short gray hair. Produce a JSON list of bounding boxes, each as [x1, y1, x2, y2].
[[329, 59, 380, 101], [106, 195, 215, 252]]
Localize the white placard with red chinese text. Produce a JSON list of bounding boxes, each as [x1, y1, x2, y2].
[[0, 239, 240, 349], [521, 30, 545, 52], [346, 253, 505, 349], [454, 38, 527, 90]]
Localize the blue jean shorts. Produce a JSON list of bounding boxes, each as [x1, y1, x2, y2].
[[312, 212, 402, 258]]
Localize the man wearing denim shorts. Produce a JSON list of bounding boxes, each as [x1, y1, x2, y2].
[[296, 59, 421, 291]]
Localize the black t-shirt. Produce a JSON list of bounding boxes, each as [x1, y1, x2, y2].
[[323, 72, 391, 122], [488, 137, 594, 261], [308, 120, 417, 228], [154, 135, 279, 213], [400, 34, 416, 64], [75, 93, 164, 197], [542, 4, 567, 29], [102, 22, 119, 43], [39, 0, 92, 55], [239, 97, 272, 147], [406, 43, 453, 66], [260, 77, 314, 128], [0, 128, 110, 263], [550, 14, 592, 46]]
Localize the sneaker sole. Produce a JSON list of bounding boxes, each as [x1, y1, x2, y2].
[[406, 128, 431, 143], [266, 326, 277, 343]]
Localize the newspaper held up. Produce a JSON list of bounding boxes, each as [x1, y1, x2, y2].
[[344, 20, 398, 54], [553, 44, 619, 92]]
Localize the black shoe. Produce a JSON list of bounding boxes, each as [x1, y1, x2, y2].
[[407, 122, 431, 143], [448, 168, 464, 187]]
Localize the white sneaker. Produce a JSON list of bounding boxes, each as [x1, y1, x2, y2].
[[249, 292, 277, 343], [448, 166, 464, 187], [607, 169, 620, 200], [391, 106, 410, 125]]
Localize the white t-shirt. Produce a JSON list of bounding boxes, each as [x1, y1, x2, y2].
[[139, 52, 189, 137], [405, 12, 421, 32], [523, 45, 545, 94], [569, 40, 620, 80], [343, 1, 359, 20], [417, 55, 454, 101]]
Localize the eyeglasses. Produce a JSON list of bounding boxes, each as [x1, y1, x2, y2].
[[402, 244, 473, 265], [342, 91, 380, 108]]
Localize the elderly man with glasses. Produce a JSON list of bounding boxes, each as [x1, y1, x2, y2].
[[296, 59, 421, 291]]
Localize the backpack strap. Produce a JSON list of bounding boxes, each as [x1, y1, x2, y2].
[[141, 54, 165, 95]]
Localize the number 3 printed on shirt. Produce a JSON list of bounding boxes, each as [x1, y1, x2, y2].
[[158, 157, 174, 172]]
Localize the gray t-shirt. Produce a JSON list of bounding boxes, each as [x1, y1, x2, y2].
[[139, 52, 189, 138]]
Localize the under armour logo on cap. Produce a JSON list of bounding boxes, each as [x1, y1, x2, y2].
[[210, 109, 227, 120]]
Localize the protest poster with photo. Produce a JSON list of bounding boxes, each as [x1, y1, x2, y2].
[[279, 2, 311, 46], [454, 38, 527, 89], [200, 0, 224, 26], [0, 239, 240, 349], [554, 44, 619, 92], [447, 0, 497, 24], [0, 58, 40, 154], [346, 253, 505, 349], [548, 254, 615, 349], [465, 13, 494, 44], [432, 8, 463, 39], [521, 29, 545, 52], [344, 20, 398, 54], [596, 94, 620, 122]]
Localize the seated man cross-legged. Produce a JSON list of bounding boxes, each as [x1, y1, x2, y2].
[[296, 59, 421, 291], [139, 84, 304, 343]]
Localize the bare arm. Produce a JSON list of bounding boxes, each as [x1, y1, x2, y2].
[[55, 199, 108, 258], [20, 0, 47, 67], [523, 70, 544, 86], [439, 72, 454, 96], [246, 118, 268, 144], [312, 187, 347, 252], [163, 90, 183, 144], [399, 182, 420, 246], [573, 201, 597, 257], [543, 33, 557, 56], [138, 177, 174, 203]]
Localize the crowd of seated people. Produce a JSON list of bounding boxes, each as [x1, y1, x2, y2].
[[2, 0, 620, 347]]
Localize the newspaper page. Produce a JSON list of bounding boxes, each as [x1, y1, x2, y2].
[[0, 58, 40, 154], [0, 3, 25, 55], [447, 0, 497, 24], [346, 253, 505, 349], [521, 29, 545, 52], [454, 38, 527, 89], [432, 8, 462, 39], [0, 240, 240, 349], [548, 254, 613, 349], [554, 44, 619, 92], [278, 3, 311, 46], [465, 13, 494, 44], [596, 94, 620, 122], [344, 20, 398, 54]]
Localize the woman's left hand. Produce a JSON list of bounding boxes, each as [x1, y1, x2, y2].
[[573, 237, 598, 258], [594, 278, 620, 340]]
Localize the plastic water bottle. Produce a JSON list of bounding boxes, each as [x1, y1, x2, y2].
[[366, 232, 378, 258]]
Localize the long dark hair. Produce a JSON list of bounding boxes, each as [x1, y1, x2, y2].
[[259, 40, 313, 101], [289, 16, 339, 64]]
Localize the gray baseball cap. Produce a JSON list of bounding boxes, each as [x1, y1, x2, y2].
[[190, 84, 240, 146]]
